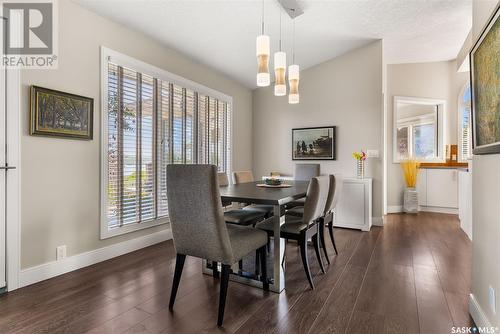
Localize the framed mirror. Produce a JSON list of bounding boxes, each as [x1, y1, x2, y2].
[[393, 96, 446, 163]]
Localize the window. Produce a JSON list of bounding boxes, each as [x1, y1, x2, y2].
[[459, 82, 472, 161], [101, 48, 232, 238], [395, 104, 439, 161]]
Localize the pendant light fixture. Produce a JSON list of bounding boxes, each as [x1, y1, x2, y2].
[[274, 9, 286, 96], [256, 0, 270, 87], [288, 10, 299, 104]]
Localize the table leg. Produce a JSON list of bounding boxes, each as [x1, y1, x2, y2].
[[270, 204, 285, 293]]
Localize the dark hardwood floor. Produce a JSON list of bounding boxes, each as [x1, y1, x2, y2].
[[0, 212, 473, 334]]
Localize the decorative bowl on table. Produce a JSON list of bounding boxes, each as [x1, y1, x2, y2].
[[265, 178, 283, 186]]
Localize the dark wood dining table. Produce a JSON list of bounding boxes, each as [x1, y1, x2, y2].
[[217, 180, 309, 293]]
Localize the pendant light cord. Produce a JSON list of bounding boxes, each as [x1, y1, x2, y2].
[[292, 9, 295, 64], [261, 0, 265, 35], [279, 9, 282, 51]]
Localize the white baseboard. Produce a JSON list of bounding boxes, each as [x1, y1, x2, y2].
[[387, 205, 402, 213], [469, 293, 493, 328], [19, 228, 172, 288], [386, 205, 458, 215], [419, 206, 458, 215], [372, 217, 383, 226]]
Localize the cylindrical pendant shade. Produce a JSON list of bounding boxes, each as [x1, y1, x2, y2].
[[288, 64, 299, 104], [256, 35, 270, 87], [274, 51, 287, 96]]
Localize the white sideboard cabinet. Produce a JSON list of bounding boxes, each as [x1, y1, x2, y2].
[[333, 178, 372, 231]]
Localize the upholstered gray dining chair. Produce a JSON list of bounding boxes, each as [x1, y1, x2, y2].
[[218, 172, 266, 226], [257, 175, 329, 289], [287, 174, 343, 262], [323, 174, 343, 255], [232, 170, 255, 184], [294, 163, 320, 181], [287, 164, 321, 208], [232, 170, 274, 218], [167, 165, 268, 327]]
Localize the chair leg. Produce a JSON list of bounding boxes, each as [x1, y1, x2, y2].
[[259, 246, 269, 291], [299, 235, 314, 290], [328, 222, 338, 255], [169, 253, 186, 310], [312, 230, 325, 274], [218, 264, 231, 327], [319, 221, 330, 264], [281, 242, 286, 267], [255, 250, 260, 276], [212, 261, 219, 278]]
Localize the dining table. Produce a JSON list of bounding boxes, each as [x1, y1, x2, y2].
[[203, 180, 309, 293]]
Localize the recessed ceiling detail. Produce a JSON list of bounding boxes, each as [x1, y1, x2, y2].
[[76, 0, 472, 89]]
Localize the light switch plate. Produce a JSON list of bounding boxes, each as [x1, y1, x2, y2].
[[367, 150, 380, 158], [489, 285, 496, 314]]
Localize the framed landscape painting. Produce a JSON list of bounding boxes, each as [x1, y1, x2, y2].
[[470, 4, 500, 154], [292, 126, 336, 160], [30, 86, 94, 140]]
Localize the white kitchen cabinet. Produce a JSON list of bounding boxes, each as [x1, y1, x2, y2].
[[333, 178, 372, 231], [427, 169, 458, 208], [416, 168, 459, 211], [458, 169, 472, 240]]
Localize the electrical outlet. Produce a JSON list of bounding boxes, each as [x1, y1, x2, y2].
[[489, 285, 496, 314], [56, 245, 66, 261]]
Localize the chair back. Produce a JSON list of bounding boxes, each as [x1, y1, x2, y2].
[[302, 175, 330, 226], [325, 174, 343, 215], [294, 164, 320, 181], [232, 170, 254, 184], [167, 165, 233, 264], [218, 172, 229, 187]]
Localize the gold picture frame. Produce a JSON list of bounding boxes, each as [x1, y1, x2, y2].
[[30, 85, 94, 140], [470, 3, 500, 154]]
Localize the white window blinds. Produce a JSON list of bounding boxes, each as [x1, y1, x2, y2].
[[459, 83, 472, 161], [103, 55, 232, 235]]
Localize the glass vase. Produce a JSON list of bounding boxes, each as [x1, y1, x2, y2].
[[356, 160, 364, 179]]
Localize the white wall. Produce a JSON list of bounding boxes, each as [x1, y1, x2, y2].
[[20, 0, 253, 269], [470, 0, 500, 328], [386, 61, 469, 208], [252, 41, 384, 218]]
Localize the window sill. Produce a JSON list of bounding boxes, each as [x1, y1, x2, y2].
[[100, 217, 170, 240]]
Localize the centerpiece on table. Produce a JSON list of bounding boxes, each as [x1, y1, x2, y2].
[[352, 150, 367, 179], [264, 177, 283, 186], [401, 159, 420, 214]]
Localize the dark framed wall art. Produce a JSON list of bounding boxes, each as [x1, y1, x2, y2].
[[30, 85, 94, 140], [292, 126, 336, 160]]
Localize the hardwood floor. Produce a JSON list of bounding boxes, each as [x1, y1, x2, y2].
[[0, 212, 473, 333]]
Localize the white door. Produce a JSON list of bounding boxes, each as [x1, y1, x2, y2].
[[0, 62, 6, 289]]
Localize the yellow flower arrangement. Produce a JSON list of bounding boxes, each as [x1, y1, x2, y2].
[[352, 151, 366, 161], [401, 159, 420, 188]]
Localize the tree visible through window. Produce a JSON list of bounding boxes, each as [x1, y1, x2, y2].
[[459, 83, 472, 161]]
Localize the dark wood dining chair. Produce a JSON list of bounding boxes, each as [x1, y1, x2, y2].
[[167, 165, 269, 327], [257, 175, 329, 290]]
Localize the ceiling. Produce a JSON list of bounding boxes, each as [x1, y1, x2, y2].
[[76, 0, 472, 89]]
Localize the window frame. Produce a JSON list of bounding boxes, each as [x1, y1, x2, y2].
[[393, 96, 446, 163], [100, 47, 233, 239], [458, 82, 472, 162]]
